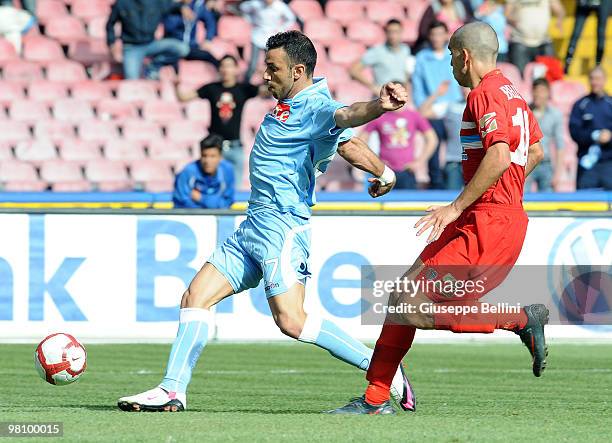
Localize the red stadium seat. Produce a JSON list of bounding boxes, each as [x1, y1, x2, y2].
[[45, 16, 87, 43], [85, 159, 130, 183], [54, 99, 95, 121], [401, 19, 419, 44], [0, 160, 39, 182], [23, 36, 65, 62], [315, 62, 351, 89], [334, 81, 373, 104], [208, 38, 241, 61], [0, 82, 25, 104], [3, 61, 44, 82], [290, 0, 324, 21], [551, 80, 588, 113], [0, 143, 13, 160], [365, 1, 405, 23], [77, 120, 119, 142], [68, 39, 111, 64], [46, 60, 88, 82], [103, 140, 147, 162], [57, 139, 102, 162], [51, 180, 92, 191], [28, 81, 69, 102], [117, 80, 159, 102], [148, 140, 193, 161], [70, 80, 112, 100], [217, 16, 252, 46], [96, 99, 138, 120], [143, 101, 184, 122], [37, 0, 69, 23], [34, 121, 75, 141], [325, 1, 365, 25], [9, 100, 51, 122], [242, 97, 274, 129], [328, 40, 366, 66], [15, 140, 58, 163], [404, 0, 430, 21], [142, 179, 174, 192], [165, 121, 206, 143], [497, 62, 524, 91], [40, 159, 84, 183], [304, 19, 343, 46], [72, 0, 112, 20], [346, 20, 385, 46], [86, 16, 108, 39], [3, 180, 48, 191], [122, 120, 163, 142], [185, 100, 211, 123], [178, 60, 218, 86], [0, 38, 19, 62], [0, 122, 31, 143], [130, 159, 174, 182]]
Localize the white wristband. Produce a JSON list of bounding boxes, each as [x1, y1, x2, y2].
[[377, 165, 395, 186]]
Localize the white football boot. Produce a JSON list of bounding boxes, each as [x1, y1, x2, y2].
[[389, 363, 416, 412], [118, 387, 186, 412]]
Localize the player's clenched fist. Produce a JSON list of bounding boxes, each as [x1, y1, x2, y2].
[[379, 82, 409, 111]]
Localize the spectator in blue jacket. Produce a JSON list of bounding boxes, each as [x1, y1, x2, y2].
[[569, 67, 612, 190], [106, 0, 192, 79], [173, 134, 235, 208], [163, 0, 220, 68]]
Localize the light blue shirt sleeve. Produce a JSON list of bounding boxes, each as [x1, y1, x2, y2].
[[310, 98, 354, 175]]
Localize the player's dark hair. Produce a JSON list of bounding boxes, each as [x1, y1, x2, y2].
[[385, 19, 402, 29], [219, 55, 238, 65], [266, 31, 317, 77], [532, 78, 550, 90], [200, 134, 224, 153], [429, 20, 448, 33]]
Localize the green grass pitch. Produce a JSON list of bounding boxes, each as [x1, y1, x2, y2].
[[1, 342, 611, 442]]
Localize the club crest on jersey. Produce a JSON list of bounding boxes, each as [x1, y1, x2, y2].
[[479, 112, 498, 136], [271, 102, 290, 122]]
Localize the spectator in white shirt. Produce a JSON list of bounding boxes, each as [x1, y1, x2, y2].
[[240, 0, 296, 81]]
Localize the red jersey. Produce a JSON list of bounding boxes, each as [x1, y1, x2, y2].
[[460, 70, 543, 207]]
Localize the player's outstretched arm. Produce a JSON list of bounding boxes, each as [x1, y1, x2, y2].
[[525, 141, 545, 177], [415, 142, 511, 243], [334, 83, 408, 129], [337, 137, 396, 198]]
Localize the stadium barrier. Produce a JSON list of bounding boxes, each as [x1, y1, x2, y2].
[[0, 209, 610, 342]]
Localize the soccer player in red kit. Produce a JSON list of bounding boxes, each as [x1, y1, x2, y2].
[[329, 22, 548, 415]]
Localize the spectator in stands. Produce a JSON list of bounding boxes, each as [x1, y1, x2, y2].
[[361, 82, 438, 189], [163, 0, 220, 68], [416, 0, 472, 52], [106, 0, 193, 80], [239, 0, 296, 81], [564, 0, 610, 74], [173, 134, 235, 208], [569, 67, 612, 190], [176, 55, 266, 184], [412, 21, 462, 189], [505, 0, 565, 75], [349, 19, 415, 96], [472, 0, 508, 62], [0, 1, 36, 54], [526, 78, 564, 192]]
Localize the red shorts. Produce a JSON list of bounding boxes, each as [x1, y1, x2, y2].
[[417, 204, 528, 302]]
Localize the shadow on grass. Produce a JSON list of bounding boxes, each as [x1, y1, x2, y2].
[[63, 404, 323, 415]]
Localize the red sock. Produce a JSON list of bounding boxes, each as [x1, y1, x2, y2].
[[433, 305, 527, 333], [365, 324, 416, 405]]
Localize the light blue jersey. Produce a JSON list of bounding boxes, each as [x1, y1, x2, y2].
[[209, 77, 353, 297]]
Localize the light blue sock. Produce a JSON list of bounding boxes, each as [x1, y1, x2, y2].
[[159, 308, 210, 394], [298, 316, 373, 370]]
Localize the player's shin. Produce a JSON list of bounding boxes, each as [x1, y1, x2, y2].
[[159, 308, 210, 394]]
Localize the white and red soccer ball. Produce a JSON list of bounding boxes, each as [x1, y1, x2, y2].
[[34, 333, 87, 385]]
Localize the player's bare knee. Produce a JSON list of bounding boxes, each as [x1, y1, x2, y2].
[[274, 313, 305, 339]]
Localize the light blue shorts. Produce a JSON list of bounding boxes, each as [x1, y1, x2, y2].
[[208, 209, 311, 298]]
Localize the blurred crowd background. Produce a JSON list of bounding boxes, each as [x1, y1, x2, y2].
[[0, 0, 610, 207]]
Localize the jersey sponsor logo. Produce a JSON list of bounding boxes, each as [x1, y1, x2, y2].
[[479, 112, 498, 137], [270, 102, 291, 122]]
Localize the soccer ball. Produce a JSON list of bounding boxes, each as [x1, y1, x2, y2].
[[34, 333, 87, 385]]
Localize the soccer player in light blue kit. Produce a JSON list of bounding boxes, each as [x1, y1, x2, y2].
[[118, 31, 416, 412]]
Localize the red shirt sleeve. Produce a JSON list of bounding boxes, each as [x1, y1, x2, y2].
[[527, 106, 543, 146], [467, 89, 509, 150]]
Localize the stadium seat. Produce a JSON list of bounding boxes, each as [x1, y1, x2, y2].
[[334, 81, 373, 103], [57, 139, 102, 162], [51, 180, 92, 191], [185, 100, 211, 123], [143, 101, 184, 122], [242, 97, 273, 130], [148, 140, 193, 161], [315, 62, 352, 89], [70, 80, 112, 100], [0, 143, 12, 160], [328, 40, 366, 67], [37, 0, 69, 23], [217, 16, 252, 46], [0, 160, 39, 182], [497, 62, 524, 91], [3, 180, 48, 191], [346, 20, 385, 46], [404, 0, 430, 21], [165, 121, 206, 143], [68, 39, 111, 64], [15, 140, 58, 163], [401, 19, 419, 44], [178, 60, 218, 86], [28, 81, 69, 102], [117, 80, 159, 102], [304, 19, 343, 46], [290, 0, 324, 21], [45, 16, 88, 43], [0, 38, 19, 62], [34, 121, 76, 140], [96, 99, 138, 120], [46, 60, 88, 82], [53, 99, 95, 121], [0, 82, 25, 104], [85, 159, 131, 191], [103, 140, 147, 162], [3, 61, 44, 82], [365, 1, 405, 23], [86, 16, 108, 39], [325, 1, 365, 25], [72, 0, 112, 20], [130, 159, 174, 182], [121, 120, 163, 142], [208, 38, 241, 61], [77, 120, 119, 142], [40, 159, 84, 183], [551, 80, 588, 113], [9, 100, 51, 122], [142, 179, 174, 192], [22, 36, 65, 62], [0, 122, 31, 143]]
